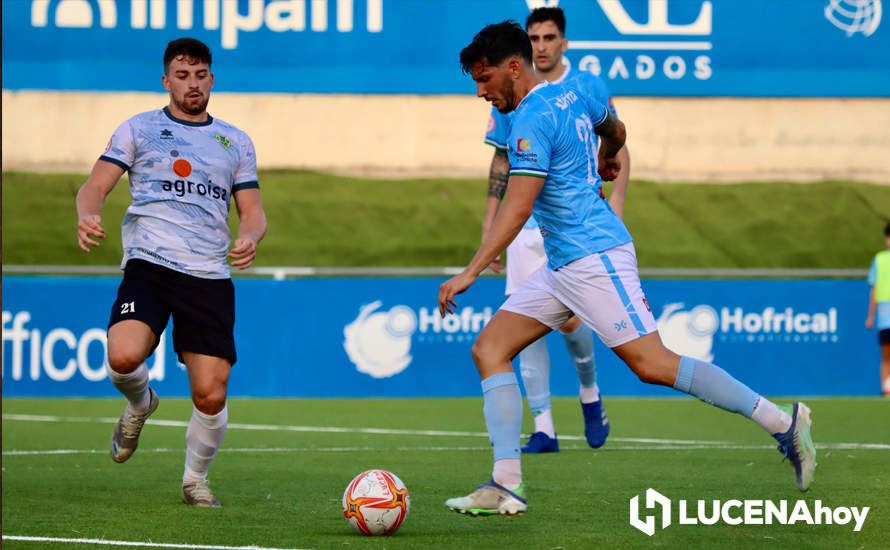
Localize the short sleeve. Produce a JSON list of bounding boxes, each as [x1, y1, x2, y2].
[[593, 78, 617, 117], [99, 120, 136, 171], [232, 132, 259, 193], [484, 107, 510, 151], [507, 107, 553, 179], [869, 257, 877, 286], [573, 73, 617, 118], [583, 93, 609, 128]]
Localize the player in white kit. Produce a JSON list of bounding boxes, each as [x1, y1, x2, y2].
[[75, 38, 267, 508]]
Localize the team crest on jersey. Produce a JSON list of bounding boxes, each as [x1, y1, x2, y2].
[[487, 116, 496, 134], [215, 134, 232, 151], [514, 137, 537, 162], [160, 129, 173, 139]]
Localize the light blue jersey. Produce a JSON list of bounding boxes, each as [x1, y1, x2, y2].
[[485, 65, 617, 232], [486, 109, 539, 230], [101, 107, 259, 279], [506, 81, 631, 269]]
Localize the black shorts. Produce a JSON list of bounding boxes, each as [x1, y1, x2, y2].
[[880, 329, 890, 345], [108, 259, 237, 365]]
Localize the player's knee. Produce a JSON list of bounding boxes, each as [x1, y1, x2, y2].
[[192, 388, 227, 415], [470, 340, 488, 366], [625, 355, 675, 386], [106, 347, 146, 374], [471, 338, 506, 371], [632, 363, 668, 385]]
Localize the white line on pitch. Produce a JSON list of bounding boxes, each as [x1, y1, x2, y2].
[[4, 413, 888, 450], [1, 414, 729, 445], [2, 535, 310, 550], [5, 440, 890, 457]]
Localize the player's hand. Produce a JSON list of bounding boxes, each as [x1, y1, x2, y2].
[[488, 255, 504, 274], [229, 238, 257, 269], [865, 315, 874, 329], [438, 271, 477, 317], [77, 214, 105, 252], [598, 151, 621, 181]]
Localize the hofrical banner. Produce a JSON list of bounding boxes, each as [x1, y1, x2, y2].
[[2, 0, 888, 96], [1, 275, 876, 397]]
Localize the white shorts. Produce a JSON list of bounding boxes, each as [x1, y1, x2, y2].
[[505, 227, 548, 296], [501, 242, 657, 348]]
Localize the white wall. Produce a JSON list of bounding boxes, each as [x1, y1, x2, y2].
[[3, 91, 889, 182]]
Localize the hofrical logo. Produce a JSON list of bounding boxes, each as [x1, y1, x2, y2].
[[630, 488, 869, 536]]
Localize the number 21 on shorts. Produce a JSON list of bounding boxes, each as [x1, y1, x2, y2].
[[120, 301, 136, 314]]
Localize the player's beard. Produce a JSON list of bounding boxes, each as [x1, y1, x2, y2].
[[173, 93, 210, 116], [497, 79, 516, 113]]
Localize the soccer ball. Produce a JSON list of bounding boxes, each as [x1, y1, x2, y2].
[[342, 469, 410, 536]]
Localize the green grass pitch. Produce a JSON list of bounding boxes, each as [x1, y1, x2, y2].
[[3, 397, 888, 549], [3, 170, 889, 269]]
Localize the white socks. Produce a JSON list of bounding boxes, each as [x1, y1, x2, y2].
[[107, 363, 150, 413], [183, 405, 228, 483], [751, 397, 792, 435], [533, 408, 556, 438], [493, 458, 522, 490], [579, 383, 600, 404]]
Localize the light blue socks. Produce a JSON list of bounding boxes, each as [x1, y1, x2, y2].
[[673, 355, 759, 417], [518, 337, 551, 414], [482, 372, 523, 460], [562, 323, 596, 389]]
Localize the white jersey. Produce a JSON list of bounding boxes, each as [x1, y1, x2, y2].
[[100, 107, 259, 279]]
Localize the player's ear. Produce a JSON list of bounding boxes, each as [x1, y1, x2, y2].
[[507, 57, 522, 78], [560, 38, 569, 54], [162, 74, 171, 93]]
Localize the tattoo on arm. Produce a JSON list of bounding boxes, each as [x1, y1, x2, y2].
[[594, 112, 619, 139], [487, 149, 510, 199], [594, 112, 626, 157]]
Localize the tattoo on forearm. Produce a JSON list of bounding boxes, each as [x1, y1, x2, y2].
[[594, 112, 624, 156], [595, 112, 618, 139], [487, 150, 509, 199]]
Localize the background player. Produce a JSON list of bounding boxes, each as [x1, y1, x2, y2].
[[481, 6, 630, 453], [865, 220, 890, 397], [75, 38, 267, 507], [440, 22, 815, 515]]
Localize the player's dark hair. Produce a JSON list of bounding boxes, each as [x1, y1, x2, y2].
[[164, 38, 212, 73], [460, 21, 533, 74], [884, 220, 890, 237], [526, 6, 566, 35]]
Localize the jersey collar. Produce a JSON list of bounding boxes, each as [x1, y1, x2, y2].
[[162, 106, 214, 127], [550, 62, 572, 85], [516, 80, 550, 110]]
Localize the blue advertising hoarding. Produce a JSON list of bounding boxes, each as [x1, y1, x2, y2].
[[1, 275, 877, 398], [2, 0, 888, 96]]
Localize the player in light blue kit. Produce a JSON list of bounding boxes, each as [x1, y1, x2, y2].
[[76, 38, 267, 508], [440, 22, 815, 516], [481, 7, 629, 453]]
